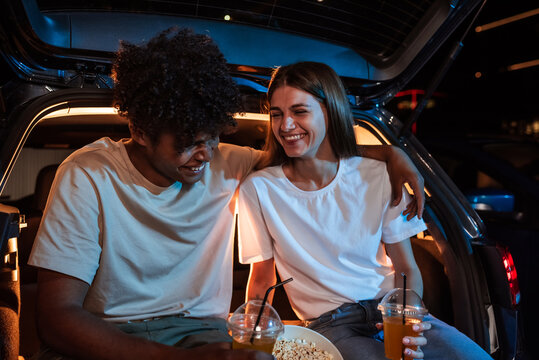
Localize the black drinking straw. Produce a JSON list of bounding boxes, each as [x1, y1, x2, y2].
[[402, 272, 407, 360], [250, 277, 293, 344]]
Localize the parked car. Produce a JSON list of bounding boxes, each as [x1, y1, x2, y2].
[[0, 0, 523, 359], [421, 134, 539, 360]]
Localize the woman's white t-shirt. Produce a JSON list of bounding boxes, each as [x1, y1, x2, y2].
[[238, 156, 427, 320]]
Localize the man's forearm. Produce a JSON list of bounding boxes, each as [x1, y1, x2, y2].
[[356, 145, 392, 161], [38, 306, 174, 360], [39, 307, 274, 360]]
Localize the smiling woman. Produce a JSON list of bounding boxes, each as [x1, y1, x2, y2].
[[259, 62, 357, 170], [237, 61, 496, 360]]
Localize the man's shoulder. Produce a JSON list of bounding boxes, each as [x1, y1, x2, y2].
[[217, 142, 259, 159], [215, 143, 263, 179], [64, 137, 122, 163], [243, 165, 282, 186], [59, 137, 125, 176]]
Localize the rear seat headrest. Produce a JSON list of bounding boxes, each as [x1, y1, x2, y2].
[[32, 164, 59, 213]]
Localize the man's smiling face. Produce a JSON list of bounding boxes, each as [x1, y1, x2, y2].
[[142, 132, 219, 186]]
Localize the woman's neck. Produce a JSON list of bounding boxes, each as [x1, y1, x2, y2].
[[283, 155, 339, 191]]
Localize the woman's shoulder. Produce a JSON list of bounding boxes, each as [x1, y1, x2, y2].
[[343, 156, 387, 172], [340, 156, 390, 187]]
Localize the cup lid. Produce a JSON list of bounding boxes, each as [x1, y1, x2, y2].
[[227, 300, 284, 333], [377, 288, 428, 317]]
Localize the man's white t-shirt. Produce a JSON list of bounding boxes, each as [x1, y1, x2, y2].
[[238, 156, 427, 320], [29, 138, 260, 322]]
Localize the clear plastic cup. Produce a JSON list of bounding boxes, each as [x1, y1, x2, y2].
[[378, 288, 428, 360], [227, 300, 284, 354]]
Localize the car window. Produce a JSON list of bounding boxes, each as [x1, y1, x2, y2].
[[482, 142, 539, 181], [2, 148, 73, 202]]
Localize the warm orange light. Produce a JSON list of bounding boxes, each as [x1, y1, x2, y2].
[[507, 59, 539, 71], [474, 71, 482, 78], [475, 8, 539, 32], [41, 107, 268, 122], [233, 112, 269, 121]]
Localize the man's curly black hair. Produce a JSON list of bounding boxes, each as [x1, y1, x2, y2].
[[112, 27, 240, 150]]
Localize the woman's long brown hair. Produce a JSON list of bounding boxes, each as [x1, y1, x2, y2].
[[257, 61, 357, 169]]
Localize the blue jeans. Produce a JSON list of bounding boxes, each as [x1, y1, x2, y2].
[[307, 301, 493, 360], [32, 315, 231, 359]]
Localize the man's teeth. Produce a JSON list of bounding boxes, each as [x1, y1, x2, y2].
[[284, 134, 305, 141], [189, 164, 204, 171]]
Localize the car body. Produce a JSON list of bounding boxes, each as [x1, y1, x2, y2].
[[421, 134, 539, 359], [0, 0, 523, 359], [420, 135, 538, 219]]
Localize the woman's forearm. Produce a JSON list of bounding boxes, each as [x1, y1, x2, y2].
[[385, 240, 424, 298], [246, 259, 277, 303]]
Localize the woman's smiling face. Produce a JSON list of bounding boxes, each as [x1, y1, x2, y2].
[[269, 85, 333, 160]]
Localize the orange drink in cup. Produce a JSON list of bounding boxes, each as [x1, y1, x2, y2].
[[231, 335, 278, 353], [228, 300, 284, 354], [378, 288, 428, 360], [382, 316, 422, 359]]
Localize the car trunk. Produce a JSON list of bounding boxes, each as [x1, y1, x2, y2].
[[0, 85, 510, 357], [0, 0, 517, 359]]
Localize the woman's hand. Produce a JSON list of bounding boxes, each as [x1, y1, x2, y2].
[[376, 320, 432, 359], [402, 321, 431, 359]]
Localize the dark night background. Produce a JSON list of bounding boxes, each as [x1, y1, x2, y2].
[[392, 0, 538, 138], [397, 3, 538, 359]]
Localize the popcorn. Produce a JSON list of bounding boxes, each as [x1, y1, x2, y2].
[[273, 338, 334, 360]]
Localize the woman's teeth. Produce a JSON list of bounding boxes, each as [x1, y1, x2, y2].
[[284, 134, 305, 141]]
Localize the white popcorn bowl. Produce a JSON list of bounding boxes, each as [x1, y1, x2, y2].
[[277, 325, 344, 360]]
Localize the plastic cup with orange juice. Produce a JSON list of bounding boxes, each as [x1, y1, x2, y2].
[[378, 288, 428, 360], [227, 300, 284, 354]]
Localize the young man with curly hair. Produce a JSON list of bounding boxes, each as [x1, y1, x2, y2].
[[28, 28, 425, 360]]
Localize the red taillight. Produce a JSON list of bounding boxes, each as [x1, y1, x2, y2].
[[500, 246, 520, 306]]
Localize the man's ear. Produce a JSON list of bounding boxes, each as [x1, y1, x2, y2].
[[129, 121, 149, 146]]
